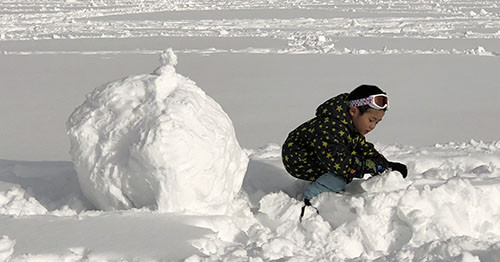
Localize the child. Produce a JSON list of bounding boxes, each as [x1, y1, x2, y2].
[[282, 84, 407, 203]]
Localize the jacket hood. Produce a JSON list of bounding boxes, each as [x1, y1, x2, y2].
[[315, 93, 356, 132]]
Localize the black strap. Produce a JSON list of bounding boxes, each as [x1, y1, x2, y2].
[[299, 205, 307, 222], [299, 199, 319, 222]]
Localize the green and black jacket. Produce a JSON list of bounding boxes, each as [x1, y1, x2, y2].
[[282, 93, 388, 183]]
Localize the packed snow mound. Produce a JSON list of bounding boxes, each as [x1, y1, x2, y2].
[[66, 48, 248, 214], [187, 141, 500, 261]]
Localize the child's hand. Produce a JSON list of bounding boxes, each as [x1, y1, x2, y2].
[[388, 162, 408, 178]]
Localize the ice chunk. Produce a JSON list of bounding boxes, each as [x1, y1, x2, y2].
[[67, 48, 248, 215]]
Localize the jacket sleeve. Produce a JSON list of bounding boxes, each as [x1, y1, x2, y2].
[[356, 136, 389, 174], [357, 136, 379, 158]]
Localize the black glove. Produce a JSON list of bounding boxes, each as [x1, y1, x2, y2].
[[388, 161, 408, 178], [370, 156, 390, 175]]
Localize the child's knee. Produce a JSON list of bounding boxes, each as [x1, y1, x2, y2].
[[304, 173, 346, 200]]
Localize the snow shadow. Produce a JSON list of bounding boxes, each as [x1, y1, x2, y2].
[[0, 212, 210, 260], [0, 159, 94, 211], [242, 159, 308, 208]]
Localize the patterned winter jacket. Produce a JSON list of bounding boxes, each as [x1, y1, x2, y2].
[[282, 93, 388, 183]]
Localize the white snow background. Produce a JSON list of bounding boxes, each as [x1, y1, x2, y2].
[[1, 0, 500, 261]]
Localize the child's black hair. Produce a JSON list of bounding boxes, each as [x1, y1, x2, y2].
[[348, 84, 387, 115]]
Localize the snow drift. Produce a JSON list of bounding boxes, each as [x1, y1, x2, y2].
[[66, 49, 248, 214]]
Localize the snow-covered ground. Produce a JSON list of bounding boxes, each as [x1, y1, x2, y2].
[[2, 141, 500, 261], [1, 0, 500, 261]]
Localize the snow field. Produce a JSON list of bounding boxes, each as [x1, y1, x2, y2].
[[0, 51, 499, 261], [2, 0, 500, 56], [1, 0, 500, 260], [2, 0, 500, 161], [3, 59, 500, 259], [1, 136, 500, 260]]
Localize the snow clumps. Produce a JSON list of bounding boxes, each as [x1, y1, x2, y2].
[[0, 236, 15, 262], [67, 48, 248, 215], [0, 186, 48, 216]]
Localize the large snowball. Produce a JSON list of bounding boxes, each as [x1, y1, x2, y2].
[[67, 49, 248, 215]]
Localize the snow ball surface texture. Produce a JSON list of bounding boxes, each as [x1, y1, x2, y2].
[[66, 48, 249, 214]]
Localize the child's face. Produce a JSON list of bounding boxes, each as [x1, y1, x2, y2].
[[349, 107, 385, 136]]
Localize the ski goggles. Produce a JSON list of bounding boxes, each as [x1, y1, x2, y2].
[[348, 94, 389, 110]]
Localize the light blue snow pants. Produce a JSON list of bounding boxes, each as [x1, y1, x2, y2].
[[304, 173, 347, 200]]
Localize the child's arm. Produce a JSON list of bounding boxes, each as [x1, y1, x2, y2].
[[357, 136, 382, 158], [357, 137, 390, 174]]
